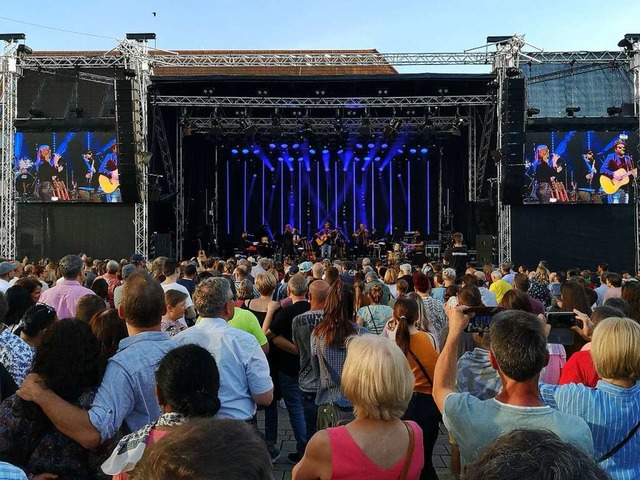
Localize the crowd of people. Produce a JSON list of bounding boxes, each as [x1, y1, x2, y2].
[[0, 246, 637, 479]]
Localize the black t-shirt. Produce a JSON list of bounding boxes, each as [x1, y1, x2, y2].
[[177, 278, 196, 296], [444, 246, 469, 277], [536, 162, 556, 183], [270, 300, 310, 376]]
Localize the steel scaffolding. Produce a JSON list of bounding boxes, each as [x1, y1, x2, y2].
[[0, 39, 20, 259]]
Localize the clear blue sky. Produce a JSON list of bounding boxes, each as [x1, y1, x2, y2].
[[1, 0, 638, 70]]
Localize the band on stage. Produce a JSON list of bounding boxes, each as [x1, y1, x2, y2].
[[238, 222, 426, 262]]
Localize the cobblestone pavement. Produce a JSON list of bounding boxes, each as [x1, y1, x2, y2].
[[259, 407, 453, 480]]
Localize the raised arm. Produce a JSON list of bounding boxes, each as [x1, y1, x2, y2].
[[433, 306, 470, 413]]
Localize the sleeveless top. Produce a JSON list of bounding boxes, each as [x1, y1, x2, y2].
[[327, 421, 424, 479]]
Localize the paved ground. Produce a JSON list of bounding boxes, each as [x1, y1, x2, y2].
[[258, 406, 453, 480]]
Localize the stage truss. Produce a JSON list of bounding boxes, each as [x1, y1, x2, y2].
[[0, 35, 637, 263]]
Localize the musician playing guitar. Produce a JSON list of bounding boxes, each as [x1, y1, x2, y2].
[[352, 222, 369, 257], [316, 221, 336, 259], [99, 143, 120, 202], [600, 139, 636, 204]]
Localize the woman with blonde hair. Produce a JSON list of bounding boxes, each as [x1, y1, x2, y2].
[[540, 317, 640, 480], [529, 265, 552, 306], [294, 334, 424, 479], [384, 268, 399, 298]]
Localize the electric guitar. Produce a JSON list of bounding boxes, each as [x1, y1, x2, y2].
[[599, 168, 637, 195], [99, 169, 120, 194]]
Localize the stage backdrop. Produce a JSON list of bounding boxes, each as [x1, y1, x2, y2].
[[511, 204, 635, 272]]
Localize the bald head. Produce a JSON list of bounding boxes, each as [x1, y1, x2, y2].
[[309, 280, 330, 309]]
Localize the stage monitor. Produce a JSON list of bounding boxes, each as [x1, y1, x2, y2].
[[522, 130, 638, 206], [14, 131, 127, 204]]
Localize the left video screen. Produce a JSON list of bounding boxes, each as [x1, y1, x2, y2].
[[14, 131, 122, 203]]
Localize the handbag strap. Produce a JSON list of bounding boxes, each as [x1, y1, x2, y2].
[[408, 349, 432, 386], [367, 306, 380, 334], [596, 419, 640, 463], [398, 421, 415, 480]]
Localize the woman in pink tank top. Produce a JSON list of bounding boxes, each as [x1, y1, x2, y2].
[[293, 335, 425, 480]]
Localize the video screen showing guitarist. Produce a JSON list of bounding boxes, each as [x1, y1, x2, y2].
[[99, 144, 120, 202], [316, 221, 336, 259], [600, 139, 636, 204]]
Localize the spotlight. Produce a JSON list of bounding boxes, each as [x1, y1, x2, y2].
[[607, 106, 623, 116], [381, 143, 388, 149], [309, 149, 316, 155], [337, 148, 344, 154], [409, 148, 417, 154], [505, 67, 522, 78], [315, 89, 326, 96], [253, 148, 260, 154], [16, 44, 32, 55], [486, 79, 500, 91], [256, 89, 269, 96], [242, 148, 249, 155], [231, 148, 239, 155], [566, 106, 581, 117], [420, 148, 428, 154], [292, 143, 300, 149], [270, 112, 282, 137], [28, 109, 45, 118], [374, 156, 381, 161], [69, 107, 83, 118], [239, 115, 257, 136], [383, 117, 403, 139], [269, 143, 276, 149], [377, 88, 389, 96], [280, 143, 288, 149], [299, 119, 313, 138], [367, 142, 375, 149], [203, 88, 215, 95], [526, 107, 541, 117], [356, 143, 363, 149], [322, 149, 329, 154]]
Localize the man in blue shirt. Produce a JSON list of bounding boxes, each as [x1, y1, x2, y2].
[[173, 277, 273, 420], [17, 273, 174, 448]]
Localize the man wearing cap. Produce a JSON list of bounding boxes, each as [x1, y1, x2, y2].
[[298, 261, 313, 281], [7, 261, 24, 287], [130, 254, 146, 271], [113, 264, 137, 309], [38, 255, 94, 318], [0, 262, 16, 294]]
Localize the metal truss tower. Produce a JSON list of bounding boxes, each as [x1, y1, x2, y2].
[[493, 36, 526, 265], [0, 39, 20, 259], [627, 39, 640, 268], [118, 39, 152, 259]]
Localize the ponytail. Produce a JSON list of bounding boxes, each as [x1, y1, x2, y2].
[[393, 297, 419, 355]]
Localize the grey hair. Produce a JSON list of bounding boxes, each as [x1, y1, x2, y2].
[[106, 260, 120, 274], [59, 255, 84, 279], [193, 277, 233, 318]]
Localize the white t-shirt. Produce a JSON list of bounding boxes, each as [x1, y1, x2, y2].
[[161, 282, 194, 308]]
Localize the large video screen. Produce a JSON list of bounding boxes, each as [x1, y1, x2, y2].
[[523, 130, 638, 205], [14, 131, 122, 203]]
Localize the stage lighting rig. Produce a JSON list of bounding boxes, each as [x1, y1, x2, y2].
[[565, 106, 581, 117], [383, 116, 403, 139], [270, 111, 283, 137], [360, 114, 372, 137], [606, 106, 623, 116], [239, 111, 257, 137], [526, 107, 540, 117], [505, 67, 522, 78], [299, 118, 313, 138], [125, 33, 156, 41], [0, 33, 25, 42], [16, 44, 32, 55]]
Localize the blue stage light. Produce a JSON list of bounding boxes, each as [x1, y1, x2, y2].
[[253, 173, 257, 178], [292, 143, 300, 149], [322, 149, 329, 154], [368, 143, 375, 149], [356, 143, 363, 149], [337, 148, 344, 154], [374, 156, 381, 161], [381, 143, 388, 149], [242, 148, 249, 155], [253, 148, 260, 154], [307, 167, 312, 172], [354, 157, 360, 162], [309, 149, 316, 155], [281, 143, 288, 149], [409, 148, 417, 154], [364, 156, 370, 161], [397, 148, 404, 154], [231, 149, 239, 155], [269, 143, 276, 149], [421, 147, 428, 153], [278, 157, 284, 162], [298, 157, 304, 162], [325, 167, 330, 172]]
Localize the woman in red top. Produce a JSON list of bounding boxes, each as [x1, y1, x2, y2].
[[293, 334, 424, 480]]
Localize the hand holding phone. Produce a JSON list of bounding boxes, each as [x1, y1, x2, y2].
[[463, 307, 504, 333]]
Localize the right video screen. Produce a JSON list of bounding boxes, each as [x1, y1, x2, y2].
[[523, 130, 638, 205]]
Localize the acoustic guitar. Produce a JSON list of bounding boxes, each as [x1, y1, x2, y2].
[[99, 170, 120, 194], [315, 230, 336, 246], [600, 168, 637, 195]]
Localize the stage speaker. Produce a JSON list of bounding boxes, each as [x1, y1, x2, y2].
[[502, 78, 526, 205], [475, 235, 496, 265], [115, 79, 141, 203], [154, 233, 172, 258]]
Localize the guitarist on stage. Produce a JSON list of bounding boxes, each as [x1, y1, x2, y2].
[[99, 143, 120, 202], [600, 139, 636, 204], [316, 221, 336, 259]]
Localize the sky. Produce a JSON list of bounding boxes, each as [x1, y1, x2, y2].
[[1, 0, 639, 73]]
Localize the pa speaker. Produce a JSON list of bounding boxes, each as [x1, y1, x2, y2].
[[115, 79, 140, 203]]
